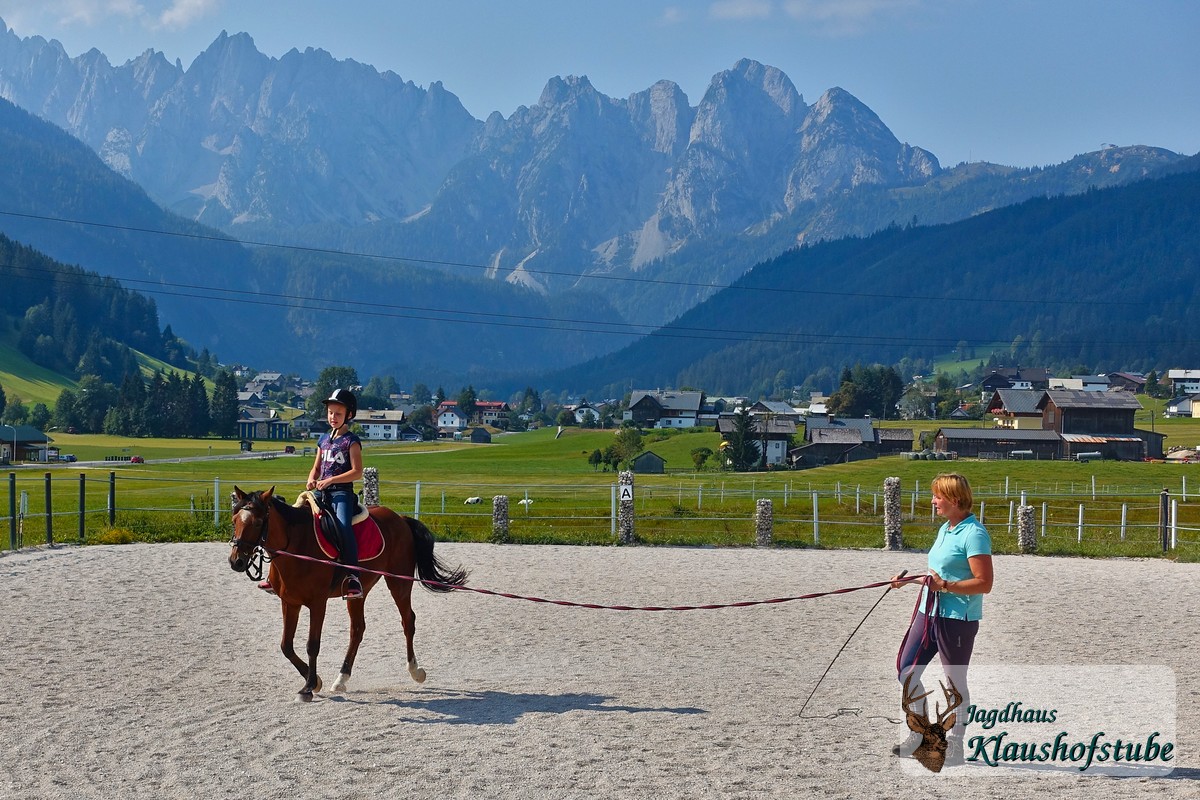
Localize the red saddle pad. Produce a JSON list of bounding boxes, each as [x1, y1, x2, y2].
[[314, 512, 385, 562]]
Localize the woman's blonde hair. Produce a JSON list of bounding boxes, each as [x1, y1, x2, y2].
[[931, 473, 973, 512]]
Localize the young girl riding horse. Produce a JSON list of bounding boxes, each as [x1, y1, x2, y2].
[[311, 388, 365, 599]]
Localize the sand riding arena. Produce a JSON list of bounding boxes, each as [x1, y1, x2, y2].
[[2, 542, 1199, 799]]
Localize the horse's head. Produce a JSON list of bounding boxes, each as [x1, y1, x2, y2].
[[229, 486, 275, 572]]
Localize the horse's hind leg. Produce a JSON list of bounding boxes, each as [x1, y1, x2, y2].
[[386, 576, 426, 683], [331, 598, 367, 693]]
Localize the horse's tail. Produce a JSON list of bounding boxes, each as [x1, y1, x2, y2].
[[408, 516, 469, 593]]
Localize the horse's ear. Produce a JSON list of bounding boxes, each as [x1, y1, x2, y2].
[[263, 486, 276, 501], [233, 486, 246, 500]]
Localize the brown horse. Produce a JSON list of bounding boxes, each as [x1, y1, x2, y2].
[[228, 486, 468, 701]]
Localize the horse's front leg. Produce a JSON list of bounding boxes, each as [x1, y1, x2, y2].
[[297, 602, 328, 702], [279, 601, 309, 681], [331, 596, 367, 693]]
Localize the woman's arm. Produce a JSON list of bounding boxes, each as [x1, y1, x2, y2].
[[931, 554, 993, 595]]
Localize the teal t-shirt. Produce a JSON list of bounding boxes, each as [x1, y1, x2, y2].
[[920, 513, 992, 621]]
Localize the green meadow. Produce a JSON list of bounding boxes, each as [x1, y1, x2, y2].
[[6, 425, 1200, 562]]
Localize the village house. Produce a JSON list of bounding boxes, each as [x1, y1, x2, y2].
[[789, 415, 913, 467], [0, 424, 51, 463], [1037, 390, 1163, 460], [985, 389, 1045, 430], [237, 408, 291, 441], [934, 428, 1062, 460], [356, 409, 407, 440], [435, 402, 470, 435], [1167, 369, 1200, 396], [624, 390, 704, 429], [474, 400, 510, 427], [716, 416, 796, 467], [1106, 372, 1146, 393], [749, 399, 803, 424]]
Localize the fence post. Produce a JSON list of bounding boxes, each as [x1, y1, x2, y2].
[[108, 471, 116, 526], [884, 477, 903, 550], [214, 478, 221, 528], [612, 483, 617, 537], [1120, 503, 1127, 541], [1159, 488, 1170, 552], [812, 491, 820, 545], [492, 495, 510, 543], [44, 472, 53, 546], [1041, 502, 1047, 538], [618, 471, 635, 545], [361, 467, 380, 507], [1171, 498, 1178, 549], [1007, 500, 1015, 535], [754, 498, 773, 547], [1017, 504, 1036, 554], [79, 473, 86, 543], [8, 472, 15, 550], [414, 481, 422, 519], [1077, 504, 1084, 543]]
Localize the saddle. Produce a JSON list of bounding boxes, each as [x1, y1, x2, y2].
[[293, 490, 385, 562]]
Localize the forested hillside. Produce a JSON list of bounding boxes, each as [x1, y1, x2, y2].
[[545, 157, 1200, 398], [0, 234, 190, 383]]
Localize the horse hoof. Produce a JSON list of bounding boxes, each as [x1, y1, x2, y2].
[[313, 675, 323, 694], [408, 661, 427, 684], [296, 690, 314, 703], [332, 673, 350, 693]]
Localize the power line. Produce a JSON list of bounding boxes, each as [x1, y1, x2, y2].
[[0, 208, 1147, 308], [3, 261, 1187, 351]]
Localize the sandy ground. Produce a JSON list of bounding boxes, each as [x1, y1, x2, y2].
[[2, 541, 1199, 800]]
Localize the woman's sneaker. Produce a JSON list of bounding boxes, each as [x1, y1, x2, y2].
[[891, 731, 923, 757], [343, 575, 363, 600]]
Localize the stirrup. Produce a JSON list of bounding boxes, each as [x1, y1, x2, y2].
[[343, 575, 363, 600]]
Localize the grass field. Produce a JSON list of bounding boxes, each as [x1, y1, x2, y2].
[[0, 330, 74, 407], [5, 426, 1200, 562]]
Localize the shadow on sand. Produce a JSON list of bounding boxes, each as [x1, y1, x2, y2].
[[329, 688, 705, 725]]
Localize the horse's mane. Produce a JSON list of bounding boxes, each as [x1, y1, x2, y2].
[[268, 492, 312, 525]]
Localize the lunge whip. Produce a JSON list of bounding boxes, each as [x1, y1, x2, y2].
[[797, 569, 908, 719]]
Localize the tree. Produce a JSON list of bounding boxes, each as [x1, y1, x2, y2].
[[188, 374, 211, 437], [1, 395, 28, 425], [612, 427, 644, 467], [210, 369, 239, 437], [308, 366, 360, 418], [74, 376, 119, 433], [0, 381, 5, 418], [588, 449, 603, 471], [722, 407, 759, 471], [690, 447, 713, 471], [53, 390, 80, 432], [410, 383, 432, 405], [29, 403, 51, 430], [1145, 370, 1162, 399], [457, 385, 478, 423]]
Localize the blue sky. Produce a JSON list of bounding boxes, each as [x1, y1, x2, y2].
[[0, 0, 1196, 168]]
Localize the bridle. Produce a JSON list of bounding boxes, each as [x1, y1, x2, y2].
[[230, 492, 275, 583]]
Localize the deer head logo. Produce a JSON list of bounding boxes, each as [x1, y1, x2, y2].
[[902, 674, 963, 773]]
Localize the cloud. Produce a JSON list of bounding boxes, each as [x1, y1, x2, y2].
[[781, 0, 921, 34], [52, 0, 144, 27], [658, 5, 687, 25], [709, 0, 774, 20], [154, 0, 220, 31]]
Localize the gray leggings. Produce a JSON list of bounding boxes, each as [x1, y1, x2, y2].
[[897, 612, 979, 738]]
